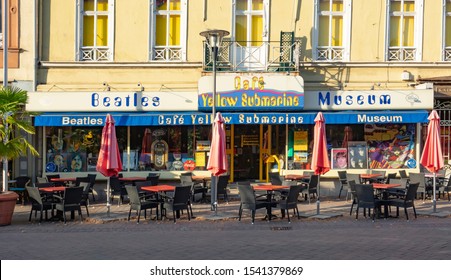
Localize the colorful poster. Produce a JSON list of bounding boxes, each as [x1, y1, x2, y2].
[[195, 152, 206, 167], [331, 148, 348, 169], [294, 131, 308, 151], [365, 124, 415, 169]]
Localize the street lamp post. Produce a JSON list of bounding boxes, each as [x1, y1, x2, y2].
[[200, 29, 229, 212]]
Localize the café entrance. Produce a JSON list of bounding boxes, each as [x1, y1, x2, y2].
[[228, 124, 286, 182]]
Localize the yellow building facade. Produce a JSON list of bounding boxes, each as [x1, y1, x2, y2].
[[21, 0, 451, 184]]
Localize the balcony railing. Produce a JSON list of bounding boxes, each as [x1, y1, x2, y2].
[[388, 47, 417, 61], [80, 47, 112, 61], [202, 38, 302, 72], [444, 47, 451, 61]]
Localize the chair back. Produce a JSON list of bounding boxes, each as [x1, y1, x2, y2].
[[63, 186, 84, 205], [404, 182, 419, 204], [409, 173, 426, 191], [75, 176, 90, 186], [268, 172, 283, 185], [399, 170, 408, 179], [79, 182, 90, 202], [389, 178, 408, 189], [26, 186, 43, 205], [87, 174, 97, 187], [172, 186, 191, 206], [238, 184, 257, 207], [308, 174, 319, 191], [180, 173, 194, 185], [354, 184, 376, 207], [348, 180, 357, 194], [337, 170, 347, 182], [14, 176, 31, 189], [110, 176, 123, 191], [217, 175, 230, 195], [346, 173, 361, 184], [385, 173, 397, 183], [145, 175, 159, 186], [284, 184, 302, 208], [125, 185, 141, 205]]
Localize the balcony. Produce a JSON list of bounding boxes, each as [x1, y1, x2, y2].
[[202, 37, 302, 72]]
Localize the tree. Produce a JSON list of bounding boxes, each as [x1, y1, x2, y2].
[[0, 86, 39, 192]]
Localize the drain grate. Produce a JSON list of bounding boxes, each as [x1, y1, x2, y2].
[[270, 226, 292, 231]]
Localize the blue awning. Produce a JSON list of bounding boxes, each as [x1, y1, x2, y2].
[[33, 110, 429, 126]]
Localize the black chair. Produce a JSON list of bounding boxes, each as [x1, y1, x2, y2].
[[110, 176, 127, 205], [87, 173, 97, 201], [10, 176, 31, 204], [46, 174, 64, 186], [135, 180, 157, 200], [75, 176, 90, 187], [162, 186, 192, 223], [79, 182, 90, 217], [399, 170, 408, 179], [207, 175, 230, 203], [146, 175, 160, 186], [354, 184, 382, 221], [125, 185, 159, 223], [337, 171, 348, 199], [237, 183, 274, 224], [301, 174, 318, 203], [438, 175, 451, 201], [268, 172, 283, 185], [275, 184, 302, 223], [26, 186, 54, 223], [54, 186, 84, 224], [385, 173, 397, 184], [348, 180, 357, 216], [180, 172, 207, 203], [389, 182, 419, 220]]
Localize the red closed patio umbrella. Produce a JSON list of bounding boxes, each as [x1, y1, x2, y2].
[[96, 114, 122, 216], [420, 110, 444, 213], [207, 112, 228, 213], [311, 112, 331, 215]]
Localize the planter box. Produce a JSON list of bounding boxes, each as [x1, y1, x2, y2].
[[0, 191, 19, 226]]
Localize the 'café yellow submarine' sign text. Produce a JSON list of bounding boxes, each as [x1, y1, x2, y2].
[[198, 75, 304, 111]]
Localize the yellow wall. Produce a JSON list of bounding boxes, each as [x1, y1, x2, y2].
[[38, 0, 451, 92]]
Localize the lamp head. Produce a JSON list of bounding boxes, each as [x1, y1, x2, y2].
[[200, 29, 230, 49]]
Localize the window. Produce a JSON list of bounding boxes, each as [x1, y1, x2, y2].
[[150, 0, 187, 61], [313, 0, 351, 61], [444, 0, 451, 61], [77, 0, 114, 61], [0, 0, 19, 69], [386, 0, 423, 61]]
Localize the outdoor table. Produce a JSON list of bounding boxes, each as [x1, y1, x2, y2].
[[253, 185, 289, 220], [141, 185, 176, 220], [372, 183, 401, 218], [39, 186, 67, 193], [360, 173, 383, 184], [284, 174, 308, 181]]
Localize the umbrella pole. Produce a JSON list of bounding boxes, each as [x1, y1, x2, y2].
[[211, 175, 218, 214], [316, 175, 321, 215], [433, 173, 437, 213], [107, 177, 111, 217]]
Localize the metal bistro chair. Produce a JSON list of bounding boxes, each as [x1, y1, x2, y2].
[[337, 170, 348, 199]]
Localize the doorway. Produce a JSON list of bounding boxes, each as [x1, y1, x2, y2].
[[233, 125, 261, 181]]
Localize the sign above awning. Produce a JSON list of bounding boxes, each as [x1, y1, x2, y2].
[[33, 110, 429, 127], [198, 74, 304, 111]]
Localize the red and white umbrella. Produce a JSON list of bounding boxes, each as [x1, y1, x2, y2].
[[420, 110, 444, 212], [311, 112, 331, 214], [97, 114, 122, 216], [207, 112, 228, 212]]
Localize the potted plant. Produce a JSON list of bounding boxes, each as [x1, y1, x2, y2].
[[0, 86, 38, 226]]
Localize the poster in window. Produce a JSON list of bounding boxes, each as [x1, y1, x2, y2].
[[331, 148, 348, 169], [294, 131, 308, 151], [348, 141, 368, 169]]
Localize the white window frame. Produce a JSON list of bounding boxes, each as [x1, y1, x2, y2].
[[75, 0, 115, 62], [231, 0, 270, 44], [385, 0, 423, 62], [312, 0, 352, 62], [149, 0, 187, 61], [443, 0, 451, 61]]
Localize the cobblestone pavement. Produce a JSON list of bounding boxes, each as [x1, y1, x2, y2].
[[1, 192, 451, 260]]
